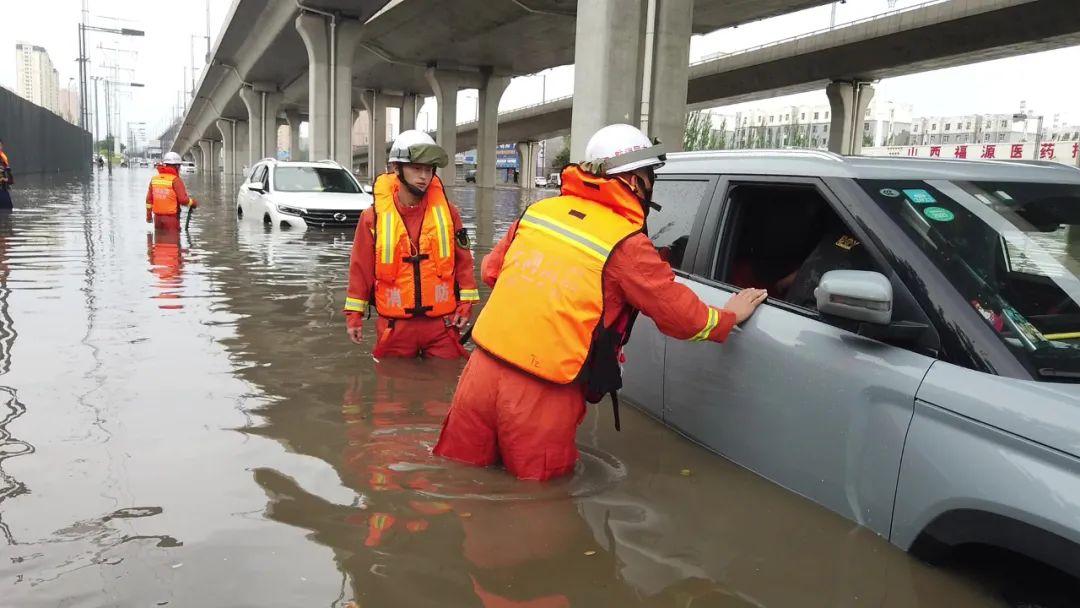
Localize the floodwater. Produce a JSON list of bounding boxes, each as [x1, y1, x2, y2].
[[0, 168, 1004, 607]]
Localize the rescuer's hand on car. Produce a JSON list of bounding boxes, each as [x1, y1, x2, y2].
[[724, 288, 769, 324]]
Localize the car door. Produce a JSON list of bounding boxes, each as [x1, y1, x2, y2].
[[239, 163, 259, 215], [244, 164, 269, 218], [661, 175, 939, 537], [621, 174, 718, 421]]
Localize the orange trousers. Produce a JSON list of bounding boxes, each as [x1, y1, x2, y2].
[[372, 316, 468, 359], [153, 214, 181, 231], [434, 349, 586, 480]]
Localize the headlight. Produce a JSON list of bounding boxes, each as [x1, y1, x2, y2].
[[276, 204, 304, 216]]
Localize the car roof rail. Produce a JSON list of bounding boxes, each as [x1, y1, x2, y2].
[[315, 159, 341, 165]]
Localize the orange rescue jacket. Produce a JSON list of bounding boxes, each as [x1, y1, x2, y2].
[[149, 169, 181, 215], [372, 173, 458, 319], [472, 165, 646, 384]]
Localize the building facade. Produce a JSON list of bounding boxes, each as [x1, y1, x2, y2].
[[15, 42, 60, 114], [714, 98, 914, 150]]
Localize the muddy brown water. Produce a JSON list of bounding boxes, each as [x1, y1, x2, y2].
[[0, 168, 1003, 607]]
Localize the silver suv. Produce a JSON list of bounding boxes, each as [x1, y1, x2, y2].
[[621, 150, 1080, 604]]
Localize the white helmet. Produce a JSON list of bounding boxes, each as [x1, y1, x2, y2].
[[162, 151, 183, 165], [583, 123, 666, 176], [388, 130, 448, 167]]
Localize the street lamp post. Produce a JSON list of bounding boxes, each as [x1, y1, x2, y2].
[[99, 79, 144, 174], [77, 22, 144, 135]]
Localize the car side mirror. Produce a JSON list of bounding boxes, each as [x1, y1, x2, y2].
[[814, 270, 893, 325], [246, 181, 266, 193]]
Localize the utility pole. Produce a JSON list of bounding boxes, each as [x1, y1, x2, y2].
[[206, 0, 212, 60], [104, 79, 112, 174]]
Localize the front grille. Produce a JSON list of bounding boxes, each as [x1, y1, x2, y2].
[[300, 208, 362, 227]]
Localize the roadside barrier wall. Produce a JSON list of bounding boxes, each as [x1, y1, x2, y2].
[[0, 86, 91, 175]]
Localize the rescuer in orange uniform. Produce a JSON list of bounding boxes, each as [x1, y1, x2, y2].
[[434, 124, 769, 481], [0, 139, 14, 210], [145, 152, 197, 230], [344, 130, 479, 359]]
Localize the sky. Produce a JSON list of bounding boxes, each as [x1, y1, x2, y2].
[[2, 0, 1079, 147]]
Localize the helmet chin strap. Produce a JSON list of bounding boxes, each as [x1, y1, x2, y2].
[[613, 172, 660, 215], [396, 166, 428, 197]]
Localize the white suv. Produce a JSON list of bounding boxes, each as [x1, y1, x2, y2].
[[237, 159, 374, 229]]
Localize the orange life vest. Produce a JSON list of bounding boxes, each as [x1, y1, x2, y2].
[[472, 165, 646, 384], [150, 170, 180, 215], [372, 173, 457, 319]]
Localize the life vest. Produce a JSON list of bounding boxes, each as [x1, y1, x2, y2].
[[150, 168, 180, 215], [471, 165, 646, 385], [372, 173, 457, 319]]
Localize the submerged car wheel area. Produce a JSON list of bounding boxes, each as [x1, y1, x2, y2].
[[620, 150, 1080, 605], [236, 158, 373, 230]]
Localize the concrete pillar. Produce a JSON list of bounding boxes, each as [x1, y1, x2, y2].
[[284, 109, 303, 161], [361, 90, 388, 180], [234, 120, 250, 176], [476, 73, 511, 188], [516, 141, 538, 188], [826, 80, 875, 155], [425, 68, 461, 184], [295, 13, 363, 166], [216, 119, 236, 175], [570, 0, 647, 161], [400, 94, 419, 131], [643, 0, 694, 151], [239, 86, 283, 165], [197, 140, 214, 176]]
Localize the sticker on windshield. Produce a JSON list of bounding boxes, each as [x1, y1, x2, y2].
[[879, 188, 901, 198], [995, 190, 1013, 201], [923, 207, 955, 222], [903, 188, 937, 204]]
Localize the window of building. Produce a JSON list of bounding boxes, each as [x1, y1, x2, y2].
[[1001, 120, 1007, 128], [800, 113, 806, 120], [966, 122, 972, 130], [943, 135, 950, 143], [770, 116, 775, 123], [945, 123, 951, 131], [932, 124, 937, 130], [814, 112, 819, 120], [999, 133, 1006, 142]]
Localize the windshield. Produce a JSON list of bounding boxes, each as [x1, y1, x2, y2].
[[273, 166, 360, 193], [860, 178, 1080, 382]]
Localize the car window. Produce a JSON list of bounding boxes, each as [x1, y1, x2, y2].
[[714, 182, 883, 314], [859, 179, 1080, 382], [649, 176, 713, 271], [273, 167, 360, 193], [249, 164, 266, 184]]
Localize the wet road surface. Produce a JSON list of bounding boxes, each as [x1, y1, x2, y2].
[[0, 168, 1004, 606]]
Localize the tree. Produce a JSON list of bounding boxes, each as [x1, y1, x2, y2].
[[552, 145, 570, 171], [95, 136, 116, 153], [683, 111, 723, 151], [862, 133, 875, 148]]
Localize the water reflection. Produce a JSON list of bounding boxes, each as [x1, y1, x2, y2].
[[0, 172, 1005, 606], [146, 227, 186, 309]]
